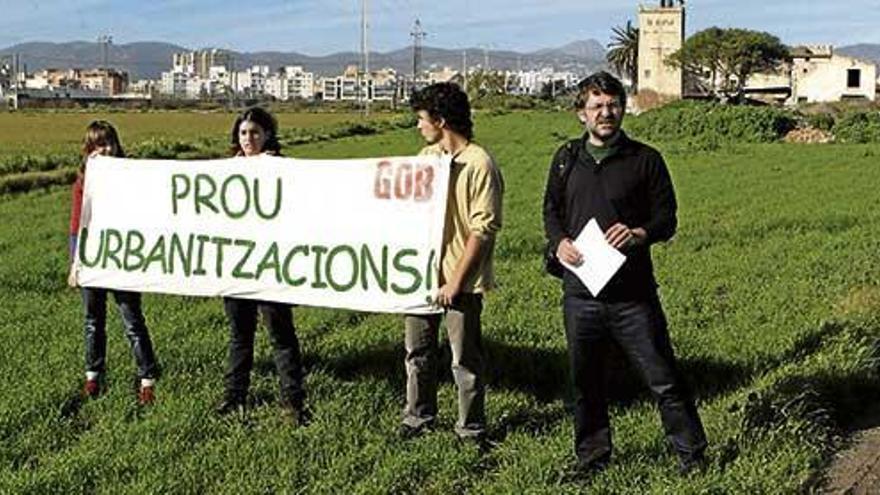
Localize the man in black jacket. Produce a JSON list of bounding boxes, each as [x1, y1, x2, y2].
[[543, 71, 707, 476]]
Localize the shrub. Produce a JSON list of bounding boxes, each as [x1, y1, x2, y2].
[[0, 168, 77, 194], [806, 113, 836, 132], [832, 111, 880, 143], [0, 154, 78, 176], [129, 138, 199, 159], [626, 100, 797, 145]]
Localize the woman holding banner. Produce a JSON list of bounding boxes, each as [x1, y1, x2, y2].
[[69, 120, 160, 406], [215, 107, 308, 425]]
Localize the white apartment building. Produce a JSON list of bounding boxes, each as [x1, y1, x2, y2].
[[266, 66, 315, 100], [322, 65, 398, 102], [233, 65, 270, 97], [172, 49, 231, 78], [509, 68, 578, 95], [160, 71, 189, 97]]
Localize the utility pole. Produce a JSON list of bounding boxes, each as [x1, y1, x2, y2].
[[483, 46, 489, 71], [12, 53, 20, 110], [12, 53, 19, 88], [228, 53, 237, 110], [360, 0, 370, 117], [410, 18, 426, 97], [461, 50, 468, 91], [97, 35, 112, 69]]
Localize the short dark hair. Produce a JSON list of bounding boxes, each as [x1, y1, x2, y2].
[[410, 82, 474, 140], [230, 106, 281, 156], [574, 71, 627, 111]]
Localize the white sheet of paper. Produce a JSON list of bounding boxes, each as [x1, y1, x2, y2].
[[560, 218, 627, 297]]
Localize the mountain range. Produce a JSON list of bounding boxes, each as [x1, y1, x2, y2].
[[837, 44, 880, 65], [0, 40, 608, 80], [3, 40, 875, 82]]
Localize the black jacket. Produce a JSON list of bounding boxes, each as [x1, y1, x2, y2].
[[542, 131, 677, 301]]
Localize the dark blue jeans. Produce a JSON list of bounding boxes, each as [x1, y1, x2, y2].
[[563, 295, 707, 465], [82, 287, 158, 380], [223, 298, 305, 406]]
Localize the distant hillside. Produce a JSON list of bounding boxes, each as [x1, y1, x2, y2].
[[838, 44, 880, 65], [0, 40, 607, 80], [0, 41, 187, 80]]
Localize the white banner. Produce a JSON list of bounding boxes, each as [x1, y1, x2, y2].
[[74, 154, 450, 314]]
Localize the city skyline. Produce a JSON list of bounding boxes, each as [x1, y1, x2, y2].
[[2, 0, 879, 56]]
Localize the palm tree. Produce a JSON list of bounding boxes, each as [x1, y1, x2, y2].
[[607, 20, 639, 91]]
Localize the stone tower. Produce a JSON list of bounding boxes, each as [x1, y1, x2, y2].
[[637, 2, 685, 98]]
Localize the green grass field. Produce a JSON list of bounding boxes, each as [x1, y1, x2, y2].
[[0, 111, 379, 160], [1, 110, 879, 493]]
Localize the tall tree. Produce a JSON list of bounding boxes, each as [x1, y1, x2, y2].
[[669, 27, 789, 100], [607, 20, 639, 91]]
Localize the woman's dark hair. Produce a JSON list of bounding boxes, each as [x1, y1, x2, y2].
[[574, 71, 627, 111], [229, 106, 281, 156], [81, 120, 125, 173], [410, 82, 474, 140]]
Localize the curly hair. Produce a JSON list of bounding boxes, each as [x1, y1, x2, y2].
[[229, 106, 282, 156], [410, 82, 474, 140]]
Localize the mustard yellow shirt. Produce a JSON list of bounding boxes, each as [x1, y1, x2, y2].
[[420, 142, 504, 293]]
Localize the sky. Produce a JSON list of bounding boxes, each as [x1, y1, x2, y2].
[[2, 0, 878, 54]]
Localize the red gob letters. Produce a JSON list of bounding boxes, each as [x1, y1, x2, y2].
[[373, 160, 434, 202]]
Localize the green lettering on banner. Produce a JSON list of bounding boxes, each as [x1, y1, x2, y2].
[[124, 230, 146, 271], [254, 177, 283, 220], [326, 245, 358, 292], [171, 174, 190, 215], [310, 245, 328, 288], [169, 233, 194, 276], [193, 234, 210, 276], [391, 249, 422, 295], [195, 174, 219, 215], [221, 175, 250, 220], [361, 244, 388, 291], [101, 229, 123, 269], [255, 242, 282, 283], [282, 245, 309, 287], [425, 249, 435, 290], [232, 239, 256, 279], [77, 228, 103, 268], [211, 236, 232, 278], [142, 235, 168, 274]]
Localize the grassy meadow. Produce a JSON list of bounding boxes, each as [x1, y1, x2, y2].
[[0, 110, 879, 493], [0, 111, 372, 159]]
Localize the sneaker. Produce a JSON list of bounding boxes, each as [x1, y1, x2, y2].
[[215, 394, 247, 416], [137, 385, 155, 406], [83, 379, 101, 399], [280, 400, 310, 427]]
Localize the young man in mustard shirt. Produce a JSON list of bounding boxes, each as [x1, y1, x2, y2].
[[400, 82, 504, 444]]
